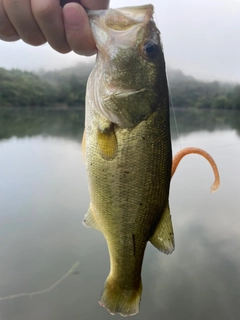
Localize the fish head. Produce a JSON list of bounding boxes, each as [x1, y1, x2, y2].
[[88, 5, 168, 128]]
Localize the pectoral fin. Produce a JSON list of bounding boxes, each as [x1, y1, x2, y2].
[[150, 203, 175, 254], [82, 204, 101, 231], [97, 119, 117, 161]]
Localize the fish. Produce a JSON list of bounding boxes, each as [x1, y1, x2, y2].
[[82, 4, 220, 317]]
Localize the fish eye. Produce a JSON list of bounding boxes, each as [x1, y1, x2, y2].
[[142, 39, 160, 59]]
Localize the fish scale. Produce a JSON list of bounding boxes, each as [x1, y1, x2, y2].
[[85, 109, 172, 316]]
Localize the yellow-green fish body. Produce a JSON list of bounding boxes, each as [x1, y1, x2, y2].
[[83, 5, 174, 316]]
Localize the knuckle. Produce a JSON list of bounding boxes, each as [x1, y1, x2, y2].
[[3, 0, 22, 13], [53, 44, 71, 54], [73, 48, 95, 56], [3, 0, 20, 8], [32, 2, 55, 21], [68, 35, 96, 56], [23, 32, 46, 46], [70, 39, 96, 56], [0, 34, 20, 41], [45, 34, 71, 53], [0, 2, 17, 38], [0, 25, 18, 39]]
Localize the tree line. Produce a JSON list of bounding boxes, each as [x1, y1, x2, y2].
[[0, 65, 89, 107], [0, 65, 240, 109], [167, 69, 240, 109]]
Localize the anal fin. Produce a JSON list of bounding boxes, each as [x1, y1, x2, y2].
[[82, 204, 101, 231], [150, 202, 175, 254]]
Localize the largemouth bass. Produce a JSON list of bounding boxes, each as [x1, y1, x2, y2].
[[82, 4, 220, 317]]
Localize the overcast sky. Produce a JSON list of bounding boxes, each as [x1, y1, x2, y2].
[[1, 0, 240, 82]]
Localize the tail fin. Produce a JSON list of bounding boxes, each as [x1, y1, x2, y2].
[[99, 276, 142, 317]]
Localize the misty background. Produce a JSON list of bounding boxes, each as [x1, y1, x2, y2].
[[1, 0, 240, 83], [1, 1, 240, 320]]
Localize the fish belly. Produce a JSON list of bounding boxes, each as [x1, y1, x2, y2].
[[85, 106, 171, 316]]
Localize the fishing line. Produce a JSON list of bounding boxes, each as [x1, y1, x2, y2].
[[0, 261, 79, 302], [168, 76, 182, 151], [155, 9, 236, 154], [154, 11, 182, 151]]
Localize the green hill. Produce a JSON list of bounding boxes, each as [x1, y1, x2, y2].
[[0, 64, 240, 109]]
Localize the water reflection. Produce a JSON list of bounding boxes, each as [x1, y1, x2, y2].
[[170, 108, 240, 139], [0, 109, 240, 319], [150, 226, 240, 320], [0, 108, 85, 140], [1, 107, 240, 141]]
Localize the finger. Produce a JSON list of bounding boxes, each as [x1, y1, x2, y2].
[[63, 3, 95, 56], [31, 0, 71, 53], [0, 0, 19, 41], [80, 0, 110, 10], [2, 0, 46, 45]]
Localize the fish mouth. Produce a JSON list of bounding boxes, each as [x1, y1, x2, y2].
[[88, 5, 153, 29], [88, 5, 154, 50], [104, 5, 153, 31]]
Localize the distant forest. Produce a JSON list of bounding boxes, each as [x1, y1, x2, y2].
[[0, 64, 240, 109]]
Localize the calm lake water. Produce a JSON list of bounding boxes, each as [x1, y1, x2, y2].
[[0, 108, 240, 320]]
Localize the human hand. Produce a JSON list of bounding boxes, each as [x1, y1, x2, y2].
[[0, 0, 109, 55]]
